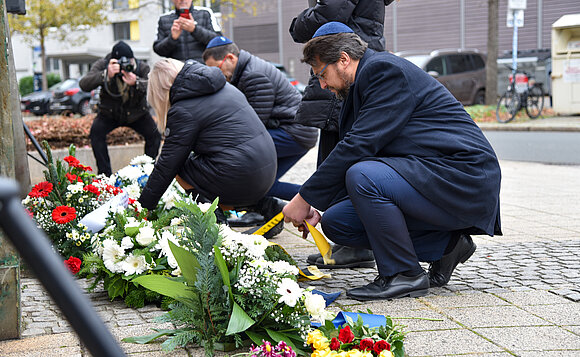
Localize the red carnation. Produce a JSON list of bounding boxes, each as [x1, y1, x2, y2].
[[64, 256, 82, 274], [52, 206, 77, 224], [25, 208, 34, 218], [64, 156, 80, 168], [79, 164, 92, 172], [373, 340, 391, 354], [329, 338, 341, 351], [29, 181, 53, 198], [128, 198, 136, 204], [66, 173, 82, 183], [83, 184, 100, 196], [359, 338, 374, 351], [338, 326, 355, 344]]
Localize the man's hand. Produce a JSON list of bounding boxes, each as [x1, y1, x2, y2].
[[171, 19, 182, 39], [177, 14, 196, 33], [121, 71, 137, 86], [283, 194, 321, 237], [107, 59, 120, 78]]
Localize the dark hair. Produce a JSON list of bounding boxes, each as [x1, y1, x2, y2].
[[302, 33, 367, 66], [202, 43, 240, 62]]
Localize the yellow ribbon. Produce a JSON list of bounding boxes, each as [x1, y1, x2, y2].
[[252, 212, 334, 280]]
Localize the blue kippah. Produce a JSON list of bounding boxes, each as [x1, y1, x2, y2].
[[206, 36, 233, 49], [312, 22, 354, 38]]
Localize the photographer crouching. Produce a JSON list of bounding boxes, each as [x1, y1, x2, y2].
[[80, 41, 161, 176]]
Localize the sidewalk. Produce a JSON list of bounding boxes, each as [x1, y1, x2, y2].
[[2, 118, 580, 356]]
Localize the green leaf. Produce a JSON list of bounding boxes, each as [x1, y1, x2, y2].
[[105, 275, 128, 299], [132, 275, 195, 302], [122, 328, 188, 344], [214, 245, 230, 288], [226, 301, 255, 335], [168, 240, 199, 286], [245, 330, 267, 346], [124, 226, 141, 237], [265, 329, 308, 356]]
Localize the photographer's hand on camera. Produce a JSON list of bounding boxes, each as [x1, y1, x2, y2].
[[107, 59, 121, 79], [107, 58, 137, 86]]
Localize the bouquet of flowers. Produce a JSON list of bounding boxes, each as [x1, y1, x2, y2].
[[22, 142, 122, 258], [124, 199, 333, 356], [307, 315, 406, 357]]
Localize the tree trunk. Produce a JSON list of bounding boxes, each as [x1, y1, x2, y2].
[[485, 0, 499, 105], [40, 29, 48, 91]]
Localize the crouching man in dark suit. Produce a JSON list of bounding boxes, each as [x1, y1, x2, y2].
[[283, 23, 502, 301]]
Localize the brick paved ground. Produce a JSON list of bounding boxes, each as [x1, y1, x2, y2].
[[4, 150, 580, 356]]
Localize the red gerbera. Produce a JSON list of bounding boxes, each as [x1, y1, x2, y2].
[[63, 156, 80, 168], [64, 256, 82, 274], [29, 181, 53, 198], [83, 184, 100, 196], [52, 206, 77, 224]]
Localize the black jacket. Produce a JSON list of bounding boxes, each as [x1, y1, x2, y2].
[[79, 54, 149, 124], [153, 6, 221, 62], [300, 50, 502, 236], [289, 0, 394, 132], [139, 61, 277, 210], [230, 50, 318, 149]]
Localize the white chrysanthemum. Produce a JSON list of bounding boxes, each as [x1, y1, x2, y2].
[[303, 291, 330, 323], [117, 165, 144, 181], [121, 236, 134, 250], [130, 155, 155, 166], [124, 184, 141, 199], [220, 226, 268, 261], [161, 190, 181, 210], [136, 225, 156, 246], [142, 163, 155, 175], [277, 278, 302, 307], [102, 239, 125, 273], [270, 260, 299, 276], [121, 254, 149, 275], [158, 231, 179, 268]]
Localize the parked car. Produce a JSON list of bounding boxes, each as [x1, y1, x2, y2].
[[396, 49, 486, 105], [20, 82, 63, 116], [272, 63, 306, 94], [49, 78, 93, 116], [89, 86, 101, 113]]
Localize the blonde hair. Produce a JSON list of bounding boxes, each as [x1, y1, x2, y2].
[[147, 58, 185, 133]]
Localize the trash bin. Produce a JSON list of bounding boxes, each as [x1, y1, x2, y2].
[[497, 48, 552, 98], [551, 13, 580, 114]]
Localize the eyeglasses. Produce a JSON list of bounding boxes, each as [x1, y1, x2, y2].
[[314, 63, 330, 80], [218, 54, 228, 69]]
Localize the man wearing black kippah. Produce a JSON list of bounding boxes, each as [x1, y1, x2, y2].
[[80, 41, 161, 176]]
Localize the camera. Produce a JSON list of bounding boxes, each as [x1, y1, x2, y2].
[[118, 56, 135, 73]]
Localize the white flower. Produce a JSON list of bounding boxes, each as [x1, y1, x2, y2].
[[117, 165, 144, 181], [303, 291, 329, 323], [158, 231, 179, 268], [125, 217, 140, 228], [136, 226, 156, 246], [271, 260, 299, 276], [197, 202, 212, 213], [170, 217, 183, 226], [130, 155, 155, 166], [161, 190, 180, 210], [102, 239, 125, 273], [121, 236, 134, 250], [277, 278, 302, 307], [67, 182, 84, 194], [124, 184, 141, 199], [142, 163, 155, 175], [121, 254, 149, 275]]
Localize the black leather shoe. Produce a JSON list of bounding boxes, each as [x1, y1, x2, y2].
[[346, 272, 429, 301], [429, 234, 476, 287], [306, 244, 345, 265], [227, 212, 265, 227], [308, 246, 375, 269]]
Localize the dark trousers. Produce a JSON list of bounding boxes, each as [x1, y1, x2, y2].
[[90, 112, 161, 176], [320, 161, 468, 277], [266, 128, 309, 201]]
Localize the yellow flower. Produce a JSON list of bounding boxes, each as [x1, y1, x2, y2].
[[307, 329, 325, 345], [379, 351, 394, 357], [345, 349, 364, 357], [312, 336, 330, 351], [312, 349, 337, 357]]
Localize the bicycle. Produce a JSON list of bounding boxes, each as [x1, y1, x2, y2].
[[496, 68, 545, 123]]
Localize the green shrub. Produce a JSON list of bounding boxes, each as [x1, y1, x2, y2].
[[19, 73, 62, 95]]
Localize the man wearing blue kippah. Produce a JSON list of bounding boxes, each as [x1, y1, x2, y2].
[[202, 37, 318, 238], [290, 0, 396, 269], [283, 23, 502, 301]]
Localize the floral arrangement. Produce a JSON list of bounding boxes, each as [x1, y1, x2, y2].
[[22, 142, 122, 258], [307, 315, 406, 357], [124, 199, 332, 356], [239, 340, 297, 357], [79, 155, 193, 307]]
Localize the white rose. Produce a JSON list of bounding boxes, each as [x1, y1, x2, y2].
[[136, 226, 156, 246]]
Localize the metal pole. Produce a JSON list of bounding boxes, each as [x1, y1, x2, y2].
[[0, 178, 126, 357], [512, 10, 518, 76], [277, 0, 283, 65]]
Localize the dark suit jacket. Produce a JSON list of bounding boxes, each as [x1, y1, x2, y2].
[[299, 49, 502, 236]]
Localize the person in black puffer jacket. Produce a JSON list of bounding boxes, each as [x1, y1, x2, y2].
[[79, 41, 161, 177], [153, 0, 221, 62], [138, 58, 277, 217]]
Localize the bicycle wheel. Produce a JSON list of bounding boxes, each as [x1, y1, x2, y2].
[[525, 85, 544, 119], [496, 90, 520, 123]]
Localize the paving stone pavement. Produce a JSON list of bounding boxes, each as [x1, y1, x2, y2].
[[2, 139, 580, 356]]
